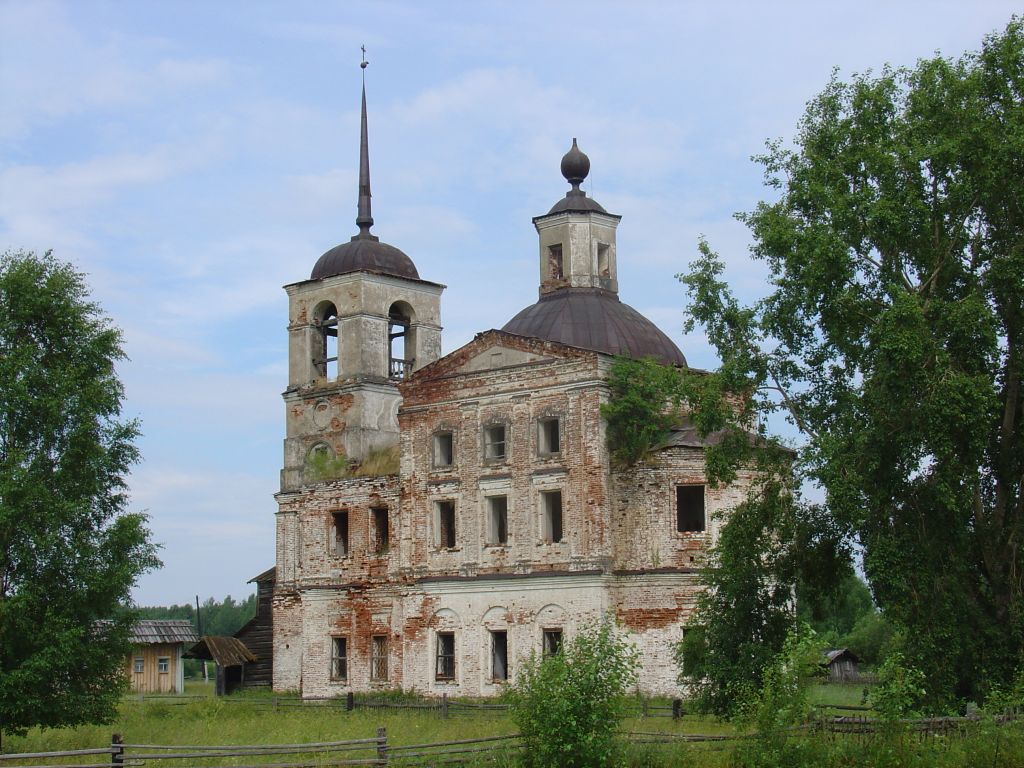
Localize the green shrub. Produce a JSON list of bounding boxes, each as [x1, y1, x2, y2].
[[505, 618, 639, 768]]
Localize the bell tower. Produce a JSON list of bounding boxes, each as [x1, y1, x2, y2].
[[279, 59, 443, 492]]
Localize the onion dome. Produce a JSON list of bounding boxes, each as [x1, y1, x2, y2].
[[546, 138, 607, 215], [311, 63, 419, 281], [502, 288, 687, 366]]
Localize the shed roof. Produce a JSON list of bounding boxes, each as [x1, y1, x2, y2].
[[130, 619, 198, 645], [825, 648, 859, 664], [186, 636, 258, 667]]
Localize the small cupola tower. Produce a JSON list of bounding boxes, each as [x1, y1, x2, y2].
[[533, 139, 621, 296], [280, 56, 444, 492]]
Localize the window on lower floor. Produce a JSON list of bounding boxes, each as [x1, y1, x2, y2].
[[331, 637, 348, 681], [487, 495, 508, 545], [331, 510, 349, 557], [541, 490, 563, 543], [676, 485, 706, 532], [491, 630, 508, 681], [433, 431, 454, 468], [435, 632, 455, 680], [484, 424, 507, 460], [371, 635, 388, 681], [371, 507, 389, 554], [543, 629, 563, 657], [157, 657, 169, 674], [133, 657, 144, 674], [435, 500, 456, 549]]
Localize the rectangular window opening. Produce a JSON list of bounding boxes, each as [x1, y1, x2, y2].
[[541, 490, 563, 543], [597, 242, 610, 277], [436, 501, 457, 549], [676, 485, 706, 533], [133, 657, 144, 674], [435, 632, 455, 680], [538, 418, 560, 455], [487, 495, 509, 545], [433, 431, 454, 468], [371, 507, 389, 554], [484, 424, 507, 460], [491, 630, 509, 681], [548, 244, 564, 280], [331, 511, 349, 557], [543, 629, 563, 657], [371, 635, 388, 681], [157, 657, 169, 674], [331, 637, 348, 681]]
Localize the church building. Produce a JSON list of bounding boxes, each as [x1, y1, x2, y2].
[[271, 74, 756, 698]]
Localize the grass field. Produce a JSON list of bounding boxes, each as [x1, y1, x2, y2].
[[4, 683, 1023, 767]]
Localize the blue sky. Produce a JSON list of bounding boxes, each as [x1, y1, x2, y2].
[[1, 1, 1017, 605]]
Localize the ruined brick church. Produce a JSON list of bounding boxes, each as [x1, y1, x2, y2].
[[270, 77, 754, 698]]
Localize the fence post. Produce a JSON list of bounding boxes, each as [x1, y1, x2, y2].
[[442, 692, 448, 719], [672, 698, 682, 720], [111, 733, 123, 765], [376, 726, 388, 765], [347, 691, 355, 712]]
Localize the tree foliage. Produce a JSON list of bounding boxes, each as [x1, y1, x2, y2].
[[505, 619, 639, 768], [679, 19, 1024, 708], [0, 251, 159, 735]]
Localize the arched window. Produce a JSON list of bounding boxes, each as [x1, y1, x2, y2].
[[313, 302, 339, 380], [388, 301, 415, 380]]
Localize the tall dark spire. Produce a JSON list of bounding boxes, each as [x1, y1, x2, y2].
[[355, 47, 374, 238]]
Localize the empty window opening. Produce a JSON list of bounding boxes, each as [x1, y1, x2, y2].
[[676, 485, 706, 533], [543, 629, 563, 657], [331, 511, 349, 557], [133, 657, 144, 674], [538, 418, 560, 455], [436, 501, 457, 549], [597, 242, 610, 277], [484, 424, 506, 460], [371, 635, 388, 681], [331, 637, 348, 681], [315, 303, 339, 380], [487, 495, 509, 546], [548, 244, 564, 280], [388, 303, 414, 380], [157, 657, 169, 674], [491, 630, 508, 681], [371, 507, 389, 554], [541, 490, 563, 543], [434, 431, 454, 468], [435, 632, 455, 680]]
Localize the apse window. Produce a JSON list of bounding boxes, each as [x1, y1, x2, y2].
[[371, 635, 388, 681], [538, 417, 561, 455], [435, 632, 455, 680], [483, 424, 507, 460], [676, 485, 706, 533], [487, 495, 509, 546], [548, 244, 564, 280], [433, 431, 454, 468], [543, 629, 562, 657], [491, 630, 509, 681], [435, 501, 457, 549], [541, 490, 563, 543], [331, 637, 348, 681], [371, 507, 389, 555], [331, 511, 349, 557]]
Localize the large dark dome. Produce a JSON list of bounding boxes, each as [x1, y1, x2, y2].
[[311, 235, 420, 281], [502, 288, 686, 366]]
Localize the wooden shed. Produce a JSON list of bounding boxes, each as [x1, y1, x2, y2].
[[233, 566, 275, 688], [126, 619, 198, 693], [824, 648, 860, 682], [186, 636, 257, 695]]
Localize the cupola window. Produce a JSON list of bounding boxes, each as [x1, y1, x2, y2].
[[548, 244, 564, 280]]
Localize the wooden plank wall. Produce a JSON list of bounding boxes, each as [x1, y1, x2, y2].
[[236, 579, 273, 687], [125, 643, 182, 693]]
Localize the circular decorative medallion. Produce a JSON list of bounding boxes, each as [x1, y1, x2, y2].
[[312, 400, 331, 429]]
